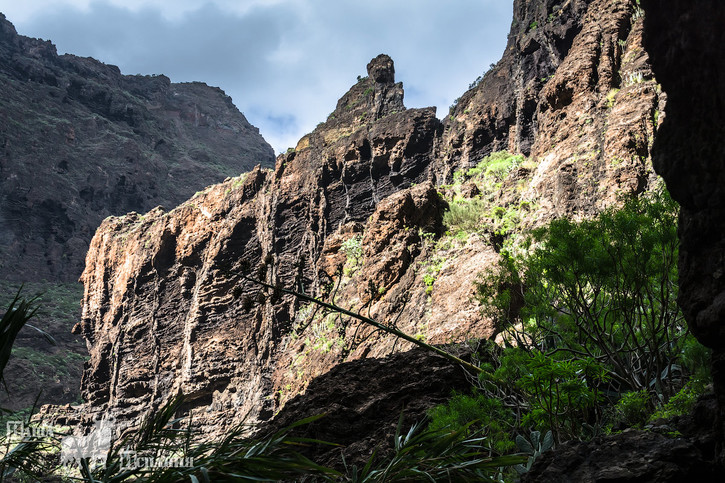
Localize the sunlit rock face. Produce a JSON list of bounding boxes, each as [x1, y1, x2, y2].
[[439, 0, 662, 221], [73, 54, 443, 433], [69, 0, 667, 443]]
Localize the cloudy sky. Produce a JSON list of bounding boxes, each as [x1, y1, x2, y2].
[[1, 1, 511, 154]]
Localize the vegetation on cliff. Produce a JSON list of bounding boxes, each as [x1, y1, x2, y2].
[[426, 188, 711, 477], [2, 0, 720, 480]]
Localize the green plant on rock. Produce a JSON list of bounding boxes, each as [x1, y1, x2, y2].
[[420, 255, 446, 296], [480, 189, 687, 403], [494, 350, 608, 442], [341, 235, 363, 276], [443, 199, 489, 235], [513, 430, 554, 476], [606, 88, 619, 108], [427, 391, 515, 455], [466, 151, 524, 181], [612, 389, 652, 429], [649, 382, 703, 422]]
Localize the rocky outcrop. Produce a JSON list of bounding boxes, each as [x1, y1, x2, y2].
[[74, 56, 446, 431], [0, 13, 274, 283], [441, 0, 661, 219], [523, 430, 716, 482], [522, 393, 720, 481], [68, 0, 668, 445], [639, 0, 725, 458], [266, 346, 473, 469]]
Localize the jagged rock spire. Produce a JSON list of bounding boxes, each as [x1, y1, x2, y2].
[[367, 54, 395, 84]]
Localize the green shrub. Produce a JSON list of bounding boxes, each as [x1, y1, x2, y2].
[[650, 382, 705, 422], [442, 199, 488, 235], [680, 334, 712, 386], [495, 350, 607, 442], [479, 189, 685, 401], [612, 390, 652, 429], [467, 151, 524, 181], [341, 235, 363, 276], [428, 391, 515, 454]]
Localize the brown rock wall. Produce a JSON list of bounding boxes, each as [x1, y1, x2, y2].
[[68, 1, 675, 441]]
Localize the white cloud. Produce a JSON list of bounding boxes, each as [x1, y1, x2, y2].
[[1, 0, 511, 154]]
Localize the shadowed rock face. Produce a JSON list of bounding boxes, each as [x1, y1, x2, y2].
[[521, 395, 720, 482], [640, 0, 725, 457], [264, 346, 483, 470], [65, 0, 668, 444], [0, 13, 274, 283]]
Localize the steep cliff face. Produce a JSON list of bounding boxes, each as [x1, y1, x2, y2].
[[640, 0, 725, 456], [0, 13, 274, 283], [442, 0, 661, 219], [70, 0, 664, 437], [75, 56, 441, 430]]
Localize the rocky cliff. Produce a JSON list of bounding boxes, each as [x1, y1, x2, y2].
[[67, 0, 663, 439], [0, 13, 274, 283], [640, 0, 725, 461], [441, 0, 661, 219], [0, 13, 274, 412]]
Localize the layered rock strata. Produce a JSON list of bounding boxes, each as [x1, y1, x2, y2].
[[71, 0, 665, 437]]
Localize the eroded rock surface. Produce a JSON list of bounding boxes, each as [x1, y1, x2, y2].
[[73, 56, 446, 432], [441, 0, 661, 219], [67, 1, 668, 444]]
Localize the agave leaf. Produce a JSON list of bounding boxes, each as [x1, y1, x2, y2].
[[0, 289, 39, 387], [530, 430, 540, 449], [515, 434, 534, 454], [541, 430, 554, 452]]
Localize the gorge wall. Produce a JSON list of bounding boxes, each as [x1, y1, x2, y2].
[[66, 0, 666, 438], [640, 0, 725, 458], [0, 13, 274, 283], [0, 13, 274, 412]]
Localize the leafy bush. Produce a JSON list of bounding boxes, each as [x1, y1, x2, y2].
[[341, 235, 363, 276], [427, 391, 515, 454], [494, 350, 607, 441], [443, 199, 489, 235], [650, 382, 704, 422], [612, 390, 652, 429], [680, 334, 712, 387], [467, 151, 524, 181], [479, 189, 687, 401], [465, 188, 713, 444]]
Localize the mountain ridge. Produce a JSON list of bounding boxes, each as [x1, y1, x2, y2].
[[0, 11, 274, 411], [0, 12, 274, 283]]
